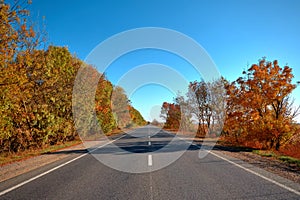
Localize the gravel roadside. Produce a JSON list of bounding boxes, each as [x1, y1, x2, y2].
[[0, 143, 87, 183], [214, 146, 300, 183]]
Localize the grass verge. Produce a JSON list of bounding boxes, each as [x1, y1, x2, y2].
[[252, 150, 276, 157], [252, 150, 300, 167], [278, 156, 300, 167]]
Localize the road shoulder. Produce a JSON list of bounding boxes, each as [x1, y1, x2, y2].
[[212, 144, 300, 184], [0, 143, 87, 183]]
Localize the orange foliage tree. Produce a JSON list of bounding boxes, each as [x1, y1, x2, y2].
[[111, 86, 146, 129], [128, 105, 147, 127], [160, 102, 181, 130], [224, 59, 299, 150], [0, 1, 144, 153]]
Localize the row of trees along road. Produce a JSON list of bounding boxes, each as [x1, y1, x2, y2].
[[161, 59, 299, 151], [0, 1, 145, 154]]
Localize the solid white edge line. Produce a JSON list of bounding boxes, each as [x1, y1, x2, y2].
[[208, 150, 300, 196], [0, 134, 126, 196], [176, 136, 300, 196], [148, 154, 153, 166]]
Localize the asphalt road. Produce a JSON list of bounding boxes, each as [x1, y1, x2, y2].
[[0, 125, 299, 199]]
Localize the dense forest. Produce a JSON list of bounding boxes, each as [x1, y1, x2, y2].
[[0, 1, 145, 154]]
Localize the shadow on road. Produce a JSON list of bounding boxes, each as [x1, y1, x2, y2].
[[42, 149, 88, 155]]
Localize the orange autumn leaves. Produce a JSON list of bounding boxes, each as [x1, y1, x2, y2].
[[161, 59, 298, 151], [224, 59, 298, 150], [161, 102, 181, 130], [0, 1, 145, 153], [111, 86, 146, 129]]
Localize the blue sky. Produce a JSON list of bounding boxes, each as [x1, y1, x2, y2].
[[19, 0, 300, 121]]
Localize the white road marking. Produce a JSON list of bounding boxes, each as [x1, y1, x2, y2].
[[148, 154, 153, 166], [148, 141, 151, 146], [149, 172, 154, 200], [208, 151, 300, 196], [175, 135, 300, 196], [148, 135, 151, 139], [0, 134, 126, 196]]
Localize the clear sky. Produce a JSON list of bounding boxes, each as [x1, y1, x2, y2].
[[17, 0, 300, 122]]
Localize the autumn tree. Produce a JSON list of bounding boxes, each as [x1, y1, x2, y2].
[[187, 78, 226, 137], [0, 0, 39, 152], [111, 86, 132, 128], [0, 1, 143, 154], [128, 105, 146, 126], [111, 86, 146, 128], [224, 59, 298, 150], [95, 74, 117, 134], [174, 95, 193, 133], [187, 81, 211, 136], [15, 46, 81, 146], [160, 102, 181, 130]]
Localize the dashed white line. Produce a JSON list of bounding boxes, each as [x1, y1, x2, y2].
[[148, 154, 153, 166], [148, 141, 151, 146]]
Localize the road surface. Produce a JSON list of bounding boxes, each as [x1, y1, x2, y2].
[[0, 125, 299, 199]]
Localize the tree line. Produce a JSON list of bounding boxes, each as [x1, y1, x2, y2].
[[161, 59, 299, 151], [0, 1, 145, 153]]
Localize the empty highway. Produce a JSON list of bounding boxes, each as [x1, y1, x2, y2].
[[0, 125, 299, 199]]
